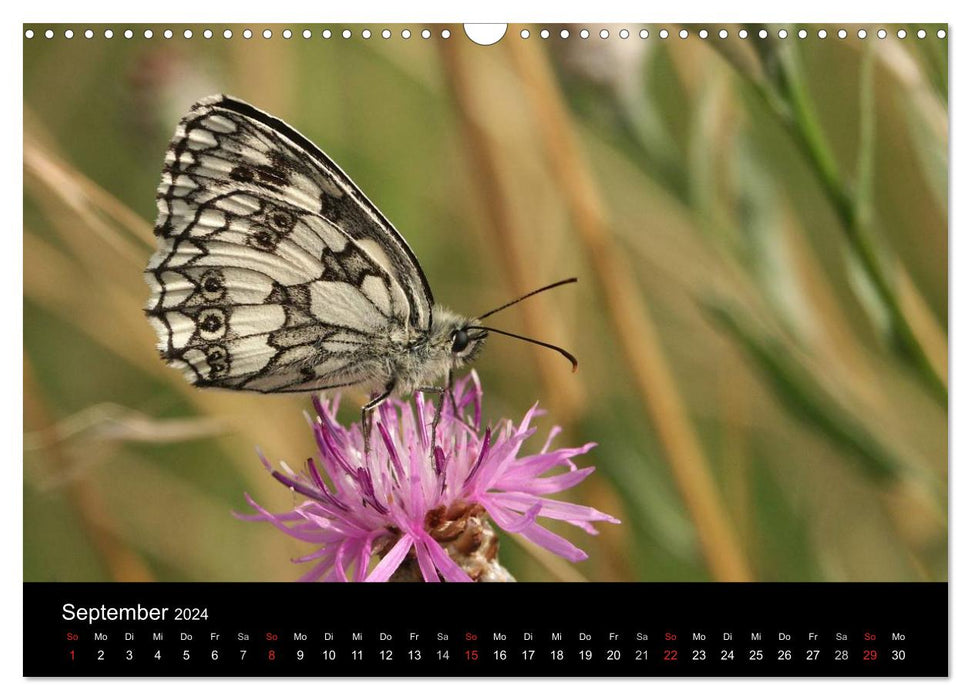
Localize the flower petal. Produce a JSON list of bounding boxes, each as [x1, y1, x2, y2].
[[497, 443, 596, 483], [486, 501, 542, 534], [238, 494, 336, 543], [365, 535, 413, 582], [517, 521, 590, 562], [420, 533, 473, 582], [334, 539, 351, 582], [496, 466, 596, 494], [354, 534, 376, 582], [297, 555, 336, 582], [414, 539, 441, 582], [490, 492, 621, 525]]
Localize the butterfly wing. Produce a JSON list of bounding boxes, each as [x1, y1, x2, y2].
[[145, 95, 434, 393]]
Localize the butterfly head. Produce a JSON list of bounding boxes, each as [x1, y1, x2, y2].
[[422, 279, 581, 384], [428, 307, 487, 370]]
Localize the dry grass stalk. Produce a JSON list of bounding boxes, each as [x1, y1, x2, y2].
[[506, 38, 753, 582], [24, 358, 155, 582], [437, 38, 585, 423]]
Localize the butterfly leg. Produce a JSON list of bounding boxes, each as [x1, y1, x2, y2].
[[361, 381, 395, 460], [415, 385, 447, 459], [417, 371, 471, 456]]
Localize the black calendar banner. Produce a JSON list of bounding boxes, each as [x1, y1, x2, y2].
[[24, 582, 947, 677]]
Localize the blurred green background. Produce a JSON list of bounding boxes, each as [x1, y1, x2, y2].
[[23, 23, 947, 583]]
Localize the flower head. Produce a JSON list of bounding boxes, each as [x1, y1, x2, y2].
[[238, 372, 619, 582]]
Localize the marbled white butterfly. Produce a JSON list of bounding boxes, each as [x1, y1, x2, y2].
[[146, 95, 576, 425]]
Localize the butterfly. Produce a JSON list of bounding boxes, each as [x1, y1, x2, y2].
[[145, 95, 576, 434]]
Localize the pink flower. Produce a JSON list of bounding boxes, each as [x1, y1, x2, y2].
[[238, 372, 619, 582]]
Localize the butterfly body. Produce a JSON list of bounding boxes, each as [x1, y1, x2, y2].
[[146, 95, 486, 401]]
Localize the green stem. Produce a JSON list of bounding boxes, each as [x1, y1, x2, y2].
[[726, 40, 947, 405]]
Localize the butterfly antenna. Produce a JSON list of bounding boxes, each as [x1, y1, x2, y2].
[[465, 326, 578, 373], [476, 277, 578, 321]]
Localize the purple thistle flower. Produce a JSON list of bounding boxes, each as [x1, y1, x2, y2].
[[237, 372, 619, 582]]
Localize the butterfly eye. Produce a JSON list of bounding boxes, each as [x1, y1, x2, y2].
[[451, 329, 470, 354]]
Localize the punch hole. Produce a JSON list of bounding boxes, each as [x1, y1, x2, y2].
[[917, 29, 926, 39], [104, 29, 113, 38], [25, 29, 34, 38], [183, 29, 193, 39], [242, 29, 252, 39], [283, 29, 292, 39], [561, 29, 570, 39], [421, 29, 431, 39], [163, 29, 173, 39], [758, 28, 768, 38], [263, 29, 273, 39], [402, 29, 411, 39], [938, 29, 946, 38], [464, 24, 506, 46], [640, 29, 649, 39]]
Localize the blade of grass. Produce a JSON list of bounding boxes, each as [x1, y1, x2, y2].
[[24, 123, 155, 250], [705, 299, 944, 507], [854, 43, 877, 234], [25, 404, 227, 457], [874, 41, 947, 212], [711, 33, 947, 405]]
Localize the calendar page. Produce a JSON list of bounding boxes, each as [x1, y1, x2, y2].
[[22, 21, 948, 678]]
